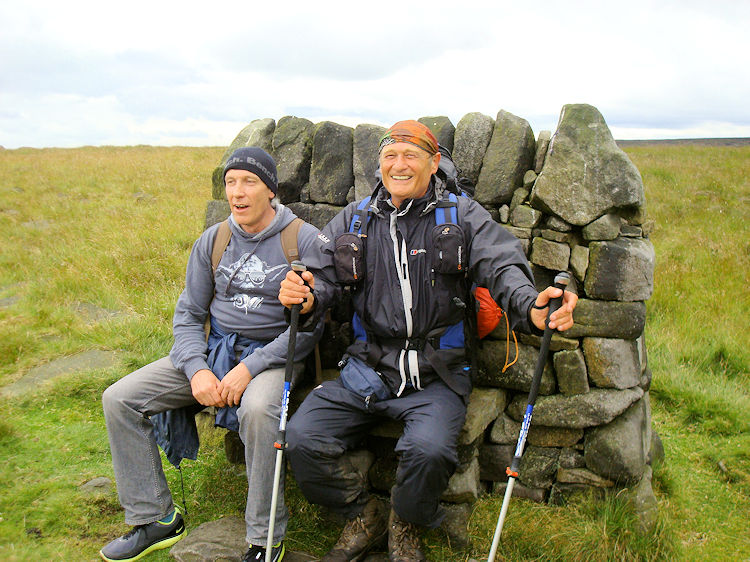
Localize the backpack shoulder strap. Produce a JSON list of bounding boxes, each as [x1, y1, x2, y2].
[[280, 217, 303, 264], [211, 219, 232, 274], [349, 196, 372, 234], [435, 191, 458, 225]]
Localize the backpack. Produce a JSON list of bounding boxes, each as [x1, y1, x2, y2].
[[351, 146, 518, 373]]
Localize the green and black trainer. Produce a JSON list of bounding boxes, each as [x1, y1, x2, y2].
[[99, 509, 186, 561], [241, 541, 285, 561]]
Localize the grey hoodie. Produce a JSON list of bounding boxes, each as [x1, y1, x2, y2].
[[169, 203, 323, 380]]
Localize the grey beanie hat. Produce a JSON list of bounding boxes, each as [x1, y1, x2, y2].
[[223, 147, 278, 195]]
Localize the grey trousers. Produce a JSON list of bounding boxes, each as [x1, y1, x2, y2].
[[102, 356, 295, 546]]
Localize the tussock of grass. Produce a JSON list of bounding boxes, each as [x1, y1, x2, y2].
[[467, 491, 678, 561], [1, 144, 749, 560]]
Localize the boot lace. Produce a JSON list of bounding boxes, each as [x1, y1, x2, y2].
[[390, 517, 421, 558], [335, 514, 367, 547]]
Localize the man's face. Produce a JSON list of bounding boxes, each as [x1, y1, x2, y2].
[[379, 142, 440, 208], [224, 169, 275, 233]]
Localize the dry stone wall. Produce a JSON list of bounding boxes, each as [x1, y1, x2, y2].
[[206, 103, 660, 538]]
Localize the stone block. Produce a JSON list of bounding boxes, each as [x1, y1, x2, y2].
[[439, 502, 472, 549], [530, 237, 570, 271], [530, 104, 645, 226], [623, 466, 658, 533], [534, 130, 551, 173], [498, 204, 510, 223], [272, 116, 314, 202], [453, 112, 494, 186], [442, 458, 480, 503], [559, 447, 586, 469], [518, 447, 560, 489], [564, 299, 646, 339], [556, 467, 614, 487], [570, 244, 589, 282], [584, 396, 650, 484], [475, 110, 535, 205], [501, 224, 531, 239], [548, 483, 606, 506], [459, 387, 505, 444], [506, 387, 644, 429], [353, 124, 386, 200], [585, 238, 655, 301], [492, 481, 547, 503], [286, 202, 343, 231], [545, 215, 573, 232], [488, 414, 519, 445], [418, 115, 455, 151], [540, 229, 574, 244], [583, 337, 641, 389], [510, 204, 542, 228], [479, 443, 514, 481], [554, 348, 590, 395], [476, 341, 556, 394], [582, 213, 621, 241], [205, 200, 230, 230], [509, 187, 529, 213], [309, 121, 354, 206], [212, 118, 276, 198]]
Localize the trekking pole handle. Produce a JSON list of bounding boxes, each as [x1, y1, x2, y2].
[[545, 271, 570, 329], [526, 272, 569, 404]]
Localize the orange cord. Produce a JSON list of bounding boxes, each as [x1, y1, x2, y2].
[[501, 310, 519, 373]]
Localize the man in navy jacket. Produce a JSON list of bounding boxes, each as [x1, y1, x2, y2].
[[279, 121, 577, 561]]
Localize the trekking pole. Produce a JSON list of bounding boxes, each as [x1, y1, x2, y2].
[[266, 260, 307, 562], [487, 271, 570, 562]]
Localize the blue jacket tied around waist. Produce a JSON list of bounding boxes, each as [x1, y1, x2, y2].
[[152, 318, 269, 467]]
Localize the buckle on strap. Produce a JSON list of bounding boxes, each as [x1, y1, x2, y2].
[[405, 337, 424, 351]]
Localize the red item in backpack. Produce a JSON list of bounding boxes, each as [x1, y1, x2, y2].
[[474, 287, 504, 339]]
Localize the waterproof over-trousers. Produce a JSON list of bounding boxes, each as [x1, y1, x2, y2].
[[102, 356, 295, 546], [286, 377, 466, 528]]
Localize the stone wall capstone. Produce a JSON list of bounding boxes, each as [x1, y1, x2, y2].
[[205, 103, 659, 537]]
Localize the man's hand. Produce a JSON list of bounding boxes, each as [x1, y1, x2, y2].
[[191, 369, 226, 407], [217, 362, 253, 407], [530, 286, 578, 332], [279, 269, 315, 315]]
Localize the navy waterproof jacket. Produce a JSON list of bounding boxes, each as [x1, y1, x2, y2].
[[300, 178, 540, 401]]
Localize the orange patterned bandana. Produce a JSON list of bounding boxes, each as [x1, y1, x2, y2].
[[379, 120, 439, 155]]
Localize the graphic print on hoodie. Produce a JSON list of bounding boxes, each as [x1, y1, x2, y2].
[[216, 253, 287, 313]]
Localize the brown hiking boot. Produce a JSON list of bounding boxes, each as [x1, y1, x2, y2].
[[387, 509, 426, 562], [321, 497, 387, 561]]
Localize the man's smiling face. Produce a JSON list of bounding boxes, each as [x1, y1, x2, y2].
[[379, 142, 440, 208]]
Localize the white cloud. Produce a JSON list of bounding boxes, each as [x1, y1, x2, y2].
[[1, 0, 748, 148]]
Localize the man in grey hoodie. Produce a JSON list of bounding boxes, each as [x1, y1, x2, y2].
[[100, 147, 322, 562]]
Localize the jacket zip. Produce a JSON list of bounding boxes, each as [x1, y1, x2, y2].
[[388, 201, 422, 394]]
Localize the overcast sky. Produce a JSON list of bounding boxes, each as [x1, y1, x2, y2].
[[1, 0, 748, 149]]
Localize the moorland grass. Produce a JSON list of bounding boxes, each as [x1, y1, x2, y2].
[[0, 143, 748, 560]]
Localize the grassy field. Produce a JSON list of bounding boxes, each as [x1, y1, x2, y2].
[[0, 143, 748, 561]]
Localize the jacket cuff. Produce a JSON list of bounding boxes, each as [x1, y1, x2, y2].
[[241, 354, 264, 379], [184, 358, 210, 381]]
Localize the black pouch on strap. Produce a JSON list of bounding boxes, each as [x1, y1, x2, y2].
[[431, 223, 465, 274], [334, 232, 366, 284]]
